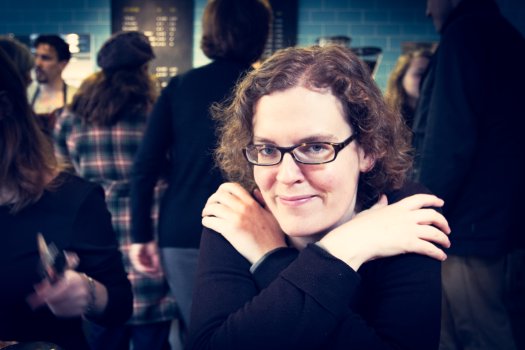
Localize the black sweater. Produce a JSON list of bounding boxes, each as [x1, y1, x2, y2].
[[187, 183, 441, 350], [131, 59, 252, 248], [0, 173, 132, 349]]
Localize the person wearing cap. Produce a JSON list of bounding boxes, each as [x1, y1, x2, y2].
[[54, 31, 176, 350], [28, 35, 77, 135]]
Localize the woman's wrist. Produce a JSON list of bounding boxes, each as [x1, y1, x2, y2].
[[318, 228, 369, 271], [83, 273, 96, 315], [81, 273, 108, 317], [249, 247, 289, 273]]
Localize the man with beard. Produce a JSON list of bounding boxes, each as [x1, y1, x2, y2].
[[28, 35, 77, 135]]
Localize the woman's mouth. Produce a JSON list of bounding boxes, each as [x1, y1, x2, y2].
[[277, 194, 316, 207]]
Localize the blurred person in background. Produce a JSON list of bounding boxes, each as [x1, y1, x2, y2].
[[54, 31, 177, 350], [28, 34, 77, 135], [385, 48, 432, 129], [0, 46, 132, 350], [412, 0, 525, 349], [129, 0, 272, 341]]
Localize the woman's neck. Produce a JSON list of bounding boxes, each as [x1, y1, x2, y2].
[[288, 232, 326, 250], [288, 207, 359, 250]]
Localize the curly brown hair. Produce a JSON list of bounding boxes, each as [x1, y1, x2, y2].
[[213, 45, 413, 208]]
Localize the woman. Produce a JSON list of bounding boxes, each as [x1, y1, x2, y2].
[[385, 49, 432, 129], [187, 45, 451, 350], [129, 0, 272, 336], [0, 44, 131, 349], [54, 31, 176, 350]]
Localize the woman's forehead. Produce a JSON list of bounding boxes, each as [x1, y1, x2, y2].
[[252, 86, 351, 142]]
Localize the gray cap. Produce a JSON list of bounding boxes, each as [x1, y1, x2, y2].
[[97, 31, 155, 71]]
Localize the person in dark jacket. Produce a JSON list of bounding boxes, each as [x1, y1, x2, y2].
[[411, 0, 525, 348], [187, 45, 451, 350], [129, 0, 272, 339], [0, 44, 132, 350]]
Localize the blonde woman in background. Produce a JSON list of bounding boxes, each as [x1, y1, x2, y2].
[[385, 49, 432, 129]]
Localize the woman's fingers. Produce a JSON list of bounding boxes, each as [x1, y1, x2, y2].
[[416, 225, 451, 248], [204, 183, 257, 216], [397, 193, 444, 211], [320, 192, 452, 268], [65, 252, 79, 269], [412, 208, 451, 234], [202, 183, 286, 264], [202, 215, 232, 236], [43, 271, 89, 316], [202, 199, 262, 232], [411, 240, 448, 261]]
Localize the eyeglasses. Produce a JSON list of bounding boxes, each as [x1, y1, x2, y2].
[[243, 134, 357, 166]]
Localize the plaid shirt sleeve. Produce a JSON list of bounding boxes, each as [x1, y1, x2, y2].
[[51, 111, 177, 324]]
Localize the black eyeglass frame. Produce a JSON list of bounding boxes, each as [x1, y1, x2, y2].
[[243, 134, 357, 166]]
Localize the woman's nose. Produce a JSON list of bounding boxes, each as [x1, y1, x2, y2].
[[275, 153, 305, 184]]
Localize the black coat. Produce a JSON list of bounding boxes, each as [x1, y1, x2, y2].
[[412, 0, 525, 256], [131, 59, 252, 248]]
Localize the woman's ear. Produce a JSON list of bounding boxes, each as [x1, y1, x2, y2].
[[358, 147, 375, 173]]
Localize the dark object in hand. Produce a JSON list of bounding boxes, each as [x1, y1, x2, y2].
[[37, 233, 66, 284]]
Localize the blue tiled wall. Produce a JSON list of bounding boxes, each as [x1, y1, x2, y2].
[[0, 0, 523, 90]]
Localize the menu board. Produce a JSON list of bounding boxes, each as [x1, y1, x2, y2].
[[262, 0, 298, 59], [111, 0, 194, 87]]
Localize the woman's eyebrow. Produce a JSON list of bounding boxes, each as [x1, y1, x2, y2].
[[253, 134, 339, 144]]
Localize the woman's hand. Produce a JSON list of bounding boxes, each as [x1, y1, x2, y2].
[[202, 182, 286, 264], [27, 269, 108, 317], [319, 194, 451, 270], [129, 241, 162, 277]]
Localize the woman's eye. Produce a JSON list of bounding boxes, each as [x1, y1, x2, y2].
[[259, 146, 277, 157], [305, 144, 330, 154]]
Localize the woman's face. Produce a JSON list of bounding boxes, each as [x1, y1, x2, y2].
[[252, 86, 373, 246], [402, 56, 430, 101]]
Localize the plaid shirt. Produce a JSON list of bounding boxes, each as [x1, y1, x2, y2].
[[54, 109, 176, 325]]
